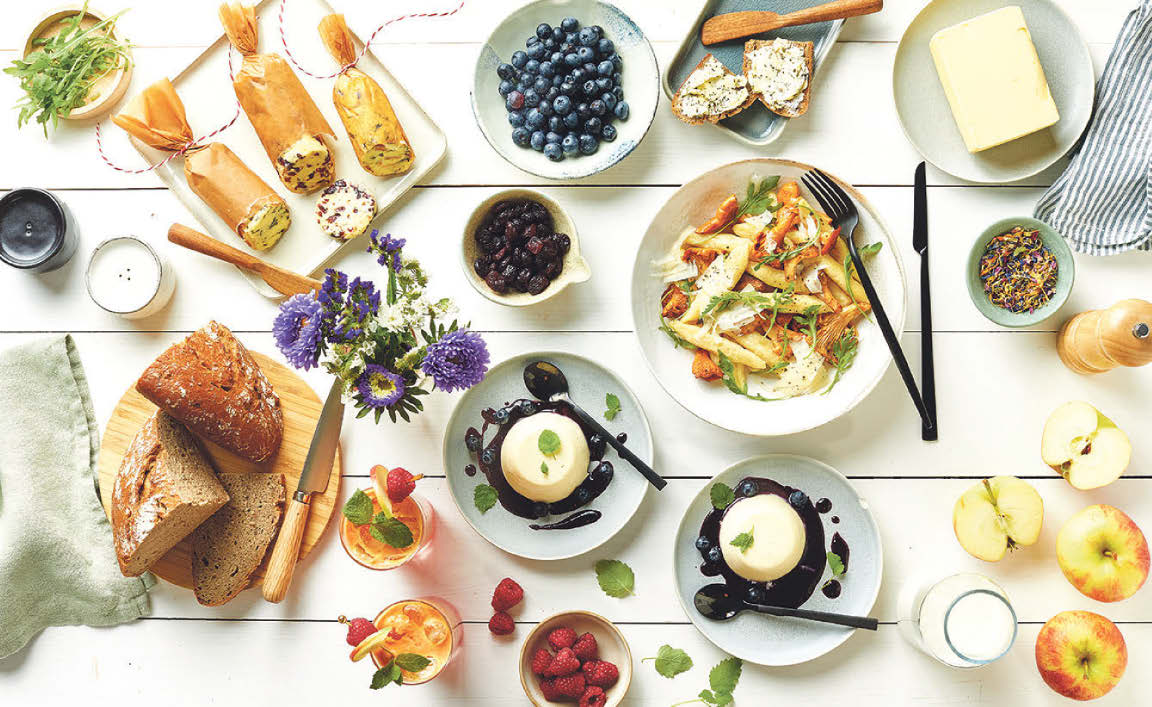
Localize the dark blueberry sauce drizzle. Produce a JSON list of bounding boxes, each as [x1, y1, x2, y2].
[[464, 399, 612, 529], [815, 497, 832, 514], [615, 432, 627, 444], [822, 533, 851, 598]]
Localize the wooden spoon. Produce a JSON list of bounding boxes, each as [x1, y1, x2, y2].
[[167, 223, 321, 297], [702, 0, 883, 46]]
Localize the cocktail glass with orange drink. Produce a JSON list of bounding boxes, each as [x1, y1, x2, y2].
[[341, 598, 462, 687], [339, 465, 435, 570]]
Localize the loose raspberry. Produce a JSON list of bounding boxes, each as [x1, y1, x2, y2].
[[539, 677, 563, 702], [488, 611, 514, 636], [545, 647, 581, 677], [580, 686, 607, 707], [340, 616, 377, 647], [386, 467, 421, 503], [548, 626, 578, 651], [572, 632, 598, 662], [583, 660, 619, 688], [531, 647, 553, 676], [555, 672, 586, 699], [491, 577, 525, 611]]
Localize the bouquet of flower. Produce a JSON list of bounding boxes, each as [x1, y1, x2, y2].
[[273, 231, 490, 423]]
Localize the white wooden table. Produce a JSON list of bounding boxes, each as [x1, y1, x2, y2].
[[2, 1, 1150, 703]]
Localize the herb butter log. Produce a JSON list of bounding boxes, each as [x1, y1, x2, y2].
[[112, 79, 291, 250], [318, 14, 415, 177], [671, 54, 756, 125], [219, 3, 336, 194], [136, 321, 284, 463]]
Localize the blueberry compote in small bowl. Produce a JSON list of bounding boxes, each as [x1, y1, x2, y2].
[[443, 352, 651, 560], [673, 455, 883, 666]]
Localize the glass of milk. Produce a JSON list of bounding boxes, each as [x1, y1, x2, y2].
[[897, 573, 1017, 668], [85, 237, 175, 319]]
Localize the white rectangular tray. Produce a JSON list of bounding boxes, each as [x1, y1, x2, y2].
[[129, 0, 446, 297]]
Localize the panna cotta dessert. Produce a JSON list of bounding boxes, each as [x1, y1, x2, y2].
[[718, 494, 806, 582], [500, 412, 590, 503]]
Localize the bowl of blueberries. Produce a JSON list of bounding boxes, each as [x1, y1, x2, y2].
[[472, 0, 659, 179]]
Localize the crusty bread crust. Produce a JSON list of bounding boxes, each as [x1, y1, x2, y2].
[[670, 54, 757, 125], [743, 39, 815, 119]]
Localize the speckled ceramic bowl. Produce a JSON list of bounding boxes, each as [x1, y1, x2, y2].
[[520, 611, 633, 706], [471, 0, 659, 180], [966, 216, 1074, 328]]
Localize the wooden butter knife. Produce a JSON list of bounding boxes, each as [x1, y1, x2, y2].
[[167, 223, 321, 297], [702, 0, 883, 46]]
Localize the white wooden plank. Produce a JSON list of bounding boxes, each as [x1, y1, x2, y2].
[[1, 621, 1148, 705]]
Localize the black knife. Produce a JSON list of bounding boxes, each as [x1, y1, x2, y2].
[[913, 163, 937, 441]]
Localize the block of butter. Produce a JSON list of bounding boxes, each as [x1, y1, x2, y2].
[[929, 6, 1060, 153]]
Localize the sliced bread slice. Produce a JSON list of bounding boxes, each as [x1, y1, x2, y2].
[[191, 472, 286, 606], [743, 38, 815, 118], [112, 411, 230, 577], [670, 54, 756, 125]]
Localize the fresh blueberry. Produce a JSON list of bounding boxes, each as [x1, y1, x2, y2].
[[526, 108, 546, 129], [597, 38, 614, 55], [601, 92, 617, 110], [584, 116, 602, 134], [577, 46, 595, 63], [551, 25, 565, 40], [507, 110, 525, 127], [706, 545, 723, 564], [601, 124, 617, 142], [526, 43, 545, 60], [516, 78, 530, 92], [582, 79, 598, 97], [536, 22, 552, 39], [614, 101, 630, 120], [539, 61, 555, 78], [553, 95, 572, 115], [597, 60, 614, 77], [737, 480, 758, 497], [531, 502, 550, 518], [573, 487, 592, 504], [533, 76, 550, 93], [545, 131, 563, 144], [548, 115, 563, 132], [530, 130, 546, 151], [576, 102, 591, 118], [523, 88, 540, 107], [590, 99, 606, 116], [524, 59, 540, 75], [496, 63, 516, 80], [789, 490, 809, 509], [583, 62, 599, 75], [561, 133, 579, 154], [561, 17, 579, 32], [537, 100, 553, 117], [550, 51, 564, 64], [511, 127, 531, 147], [559, 80, 576, 96], [612, 85, 624, 100], [544, 142, 565, 161], [564, 52, 580, 67], [611, 53, 623, 70], [612, 71, 622, 85], [480, 446, 498, 465], [746, 585, 767, 604], [545, 86, 559, 101], [511, 50, 528, 68], [465, 428, 484, 452], [543, 37, 556, 51], [527, 35, 540, 47], [578, 27, 598, 46], [517, 399, 538, 416], [505, 91, 524, 111], [578, 133, 599, 154], [590, 25, 604, 35], [590, 461, 613, 483], [695, 535, 713, 553], [595, 77, 613, 93], [563, 112, 581, 130], [498, 79, 515, 96], [552, 75, 564, 88], [570, 67, 586, 84]]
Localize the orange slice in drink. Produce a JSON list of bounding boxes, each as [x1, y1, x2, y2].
[[350, 630, 394, 663]]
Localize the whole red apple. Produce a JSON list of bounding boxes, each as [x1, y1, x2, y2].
[[1035, 611, 1126, 700], [1057, 505, 1150, 602]]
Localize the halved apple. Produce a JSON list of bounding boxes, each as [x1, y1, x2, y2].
[[953, 476, 1044, 562], [1041, 401, 1131, 490]]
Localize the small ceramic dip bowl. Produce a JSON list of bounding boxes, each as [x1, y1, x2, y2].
[[462, 189, 591, 306], [519, 610, 633, 706], [966, 216, 1074, 328]]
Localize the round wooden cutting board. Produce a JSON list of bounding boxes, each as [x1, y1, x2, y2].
[[97, 352, 342, 592]]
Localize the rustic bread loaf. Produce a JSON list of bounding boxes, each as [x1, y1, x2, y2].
[[136, 321, 283, 463], [191, 472, 286, 606], [111, 411, 230, 577]]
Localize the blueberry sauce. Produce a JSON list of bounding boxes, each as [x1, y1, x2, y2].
[[815, 497, 832, 514], [464, 464, 477, 477], [615, 432, 627, 444], [530, 509, 602, 530], [831, 515, 840, 524]]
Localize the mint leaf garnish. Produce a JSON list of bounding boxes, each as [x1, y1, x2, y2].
[[729, 528, 754, 554], [371, 513, 414, 549], [341, 488, 374, 525], [594, 559, 635, 598], [370, 660, 403, 688], [541, 461, 549, 476], [710, 483, 735, 510], [474, 484, 497, 514], [394, 653, 431, 672], [604, 392, 621, 420], [827, 551, 845, 576], [643, 644, 693, 678], [538, 429, 561, 456], [672, 656, 742, 706]]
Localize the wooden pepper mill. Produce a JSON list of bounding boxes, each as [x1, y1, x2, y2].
[[1058, 299, 1152, 374]]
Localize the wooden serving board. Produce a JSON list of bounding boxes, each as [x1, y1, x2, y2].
[[97, 352, 342, 593]]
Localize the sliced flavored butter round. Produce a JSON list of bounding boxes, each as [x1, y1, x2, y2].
[[719, 494, 806, 582], [500, 412, 590, 503]]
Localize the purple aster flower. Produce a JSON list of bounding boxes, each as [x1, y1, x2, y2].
[[273, 294, 324, 370], [421, 329, 490, 393], [368, 230, 406, 272], [357, 364, 406, 408]]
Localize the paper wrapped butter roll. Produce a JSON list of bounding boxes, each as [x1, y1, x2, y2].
[[112, 79, 290, 251], [219, 2, 336, 194], [318, 14, 414, 177]]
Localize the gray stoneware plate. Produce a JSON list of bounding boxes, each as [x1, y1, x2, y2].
[[443, 351, 652, 560], [662, 0, 844, 146], [893, 0, 1094, 183], [471, 0, 659, 180], [674, 455, 882, 666]]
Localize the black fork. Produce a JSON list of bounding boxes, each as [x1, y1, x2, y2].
[[801, 169, 936, 437]]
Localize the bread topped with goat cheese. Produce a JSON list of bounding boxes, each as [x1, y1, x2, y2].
[[671, 54, 756, 125], [743, 38, 814, 118]]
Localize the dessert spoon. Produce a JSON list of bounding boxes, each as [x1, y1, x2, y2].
[[694, 583, 878, 630], [522, 360, 666, 490]]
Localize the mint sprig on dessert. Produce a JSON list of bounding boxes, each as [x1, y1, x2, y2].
[[710, 482, 735, 510], [370, 653, 432, 688], [474, 483, 497, 513], [729, 528, 754, 554], [643, 644, 693, 678], [827, 550, 846, 576], [538, 429, 561, 456], [594, 559, 635, 598], [604, 392, 622, 420]]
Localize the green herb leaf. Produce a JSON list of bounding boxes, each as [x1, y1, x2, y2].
[[370, 660, 404, 688], [371, 513, 414, 549], [643, 644, 694, 678], [822, 327, 859, 395], [708, 657, 743, 699], [843, 242, 883, 302], [729, 528, 755, 554], [594, 559, 635, 598], [341, 488, 374, 525], [827, 551, 846, 576], [474, 484, 498, 514], [394, 653, 432, 672], [795, 303, 823, 347], [538, 429, 561, 456], [716, 353, 746, 397], [710, 482, 735, 510], [604, 392, 622, 420], [659, 320, 697, 350], [540, 461, 549, 476]]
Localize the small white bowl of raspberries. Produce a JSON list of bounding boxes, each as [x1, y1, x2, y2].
[[519, 610, 632, 706]]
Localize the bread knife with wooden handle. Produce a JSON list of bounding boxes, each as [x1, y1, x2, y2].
[[167, 223, 321, 297], [702, 0, 883, 46], [262, 378, 343, 603]]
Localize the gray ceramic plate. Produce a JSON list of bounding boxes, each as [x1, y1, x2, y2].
[[966, 216, 1075, 327], [471, 0, 659, 180], [443, 352, 652, 560], [893, 0, 1094, 183], [662, 0, 844, 146], [674, 455, 883, 666]]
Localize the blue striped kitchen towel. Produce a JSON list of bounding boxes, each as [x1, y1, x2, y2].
[[1034, 0, 1152, 255]]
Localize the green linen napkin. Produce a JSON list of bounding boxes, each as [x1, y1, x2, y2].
[[0, 335, 153, 659]]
